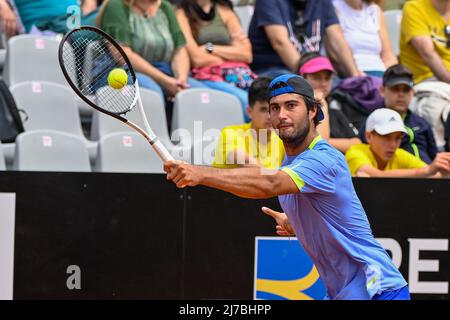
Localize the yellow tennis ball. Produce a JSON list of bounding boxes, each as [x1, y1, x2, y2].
[[108, 68, 128, 90]]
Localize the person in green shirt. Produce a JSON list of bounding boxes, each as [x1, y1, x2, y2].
[[0, 0, 98, 36], [98, 0, 207, 101]]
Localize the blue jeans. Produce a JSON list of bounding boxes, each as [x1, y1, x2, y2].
[[201, 80, 250, 122], [136, 72, 207, 100], [372, 286, 411, 300]]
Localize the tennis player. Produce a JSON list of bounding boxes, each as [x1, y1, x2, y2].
[[164, 74, 410, 300]]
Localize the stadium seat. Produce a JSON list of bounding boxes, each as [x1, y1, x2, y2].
[[91, 87, 190, 161], [234, 5, 254, 35], [13, 130, 91, 172], [171, 89, 244, 138], [171, 89, 243, 165], [191, 134, 221, 165], [96, 132, 164, 173], [9, 81, 97, 161], [0, 141, 6, 170], [3, 35, 66, 86], [2, 34, 94, 118], [384, 10, 402, 56], [10, 81, 84, 135]]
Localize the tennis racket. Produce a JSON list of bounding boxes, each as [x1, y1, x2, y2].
[[58, 26, 174, 161]]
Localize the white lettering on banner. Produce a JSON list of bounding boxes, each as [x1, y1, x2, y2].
[[408, 239, 449, 294], [0, 193, 16, 300]]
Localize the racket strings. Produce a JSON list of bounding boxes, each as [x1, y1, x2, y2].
[[61, 28, 137, 114]]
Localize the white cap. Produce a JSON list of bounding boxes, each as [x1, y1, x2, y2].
[[366, 108, 408, 135]]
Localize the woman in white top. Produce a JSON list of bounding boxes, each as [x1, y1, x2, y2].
[[332, 0, 398, 77]]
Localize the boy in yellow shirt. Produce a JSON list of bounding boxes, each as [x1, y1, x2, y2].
[[346, 108, 450, 177], [212, 77, 285, 169]]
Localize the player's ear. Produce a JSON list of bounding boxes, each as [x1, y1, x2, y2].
[[379, 85, 385, 98], [246, 106, 252, 120], [309, 102, 318, 122], [365, 131, 372, 143]]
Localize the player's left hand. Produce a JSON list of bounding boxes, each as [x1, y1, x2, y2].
[[164, 160, 201, 188], [262, 206, 295, 236]]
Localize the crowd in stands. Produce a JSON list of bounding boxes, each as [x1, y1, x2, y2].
[[1, 0, 450, 177]]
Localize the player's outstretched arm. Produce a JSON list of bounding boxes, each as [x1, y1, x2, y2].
[[164, 160, 299, 199]]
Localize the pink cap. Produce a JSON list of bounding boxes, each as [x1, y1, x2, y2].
[[299, 56, 335, 76]]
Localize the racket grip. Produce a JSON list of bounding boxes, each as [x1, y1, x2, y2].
[[152, 139, 174, 161]]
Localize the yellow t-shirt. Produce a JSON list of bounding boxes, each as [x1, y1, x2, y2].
[[400, 0, 450, 83], [212, 122, 285, 169], [345, 143, 426, 176]]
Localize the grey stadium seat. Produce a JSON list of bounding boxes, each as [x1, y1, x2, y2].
[[13, 130, 91, 172], [234, 5, 254, 35], [10, 81, 97, 161], [10, 81, 84, 135], [96, 132, 164, 173], [384, 10, 402, 56], [191, 134, 221, 166], [91, 87, 191, 161], [171, 88, 244, 140], [3, 35, 66, 86], [171, 89, 244, 164]]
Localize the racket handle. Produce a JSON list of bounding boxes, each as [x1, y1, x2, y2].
[[151, 139, 174, 161]]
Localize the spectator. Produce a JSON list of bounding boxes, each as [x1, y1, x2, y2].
[[175, 0, 252, 121], [298, 52, 362, 152], [359, 64, 437, 163], [332, 0, 398, 77], [299, 52, 335, 97], [400, 0, 450, 84], [345, 108, 450, 177], [2, 0, 99, 35], [212, 77, 285, 169], [0, 0, 22, 37], [98, 0, 207, 102], [248, 0, 362, 78]]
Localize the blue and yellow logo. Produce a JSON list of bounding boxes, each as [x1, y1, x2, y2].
[[254, 237, 326, 300]]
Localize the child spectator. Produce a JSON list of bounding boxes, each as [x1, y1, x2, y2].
[[346, 108, 450, 177], [212, 77, 285, 169], [359, 64, 438, 163]]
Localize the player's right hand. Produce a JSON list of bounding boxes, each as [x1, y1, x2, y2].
[[164, 160, 201, 188], [261, 207, 295, 237]]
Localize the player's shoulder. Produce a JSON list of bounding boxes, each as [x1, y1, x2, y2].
[[299, 139, 344, 167]]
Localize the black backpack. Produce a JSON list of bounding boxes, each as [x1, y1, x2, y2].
[[327, 89, 372, 139], [0, 79, 24, 143]]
